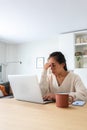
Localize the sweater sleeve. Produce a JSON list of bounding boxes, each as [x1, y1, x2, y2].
[[69, 75, 87, 102], [39, 69, 50, 97]]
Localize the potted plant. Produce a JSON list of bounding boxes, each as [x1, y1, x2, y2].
[[75, 52, 83, 68]]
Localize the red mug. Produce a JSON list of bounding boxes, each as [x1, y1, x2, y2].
[[56, 93, 73, 108]]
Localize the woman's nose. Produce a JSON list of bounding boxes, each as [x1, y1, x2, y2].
[[50, 64, 53, 69]]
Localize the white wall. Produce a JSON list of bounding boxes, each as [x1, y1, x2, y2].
[[17, 38, 59, 80], [1, 35, 87, 89], [0, 37, 59, 81], [6, 44, 21, 79], [0, 43, 6, 63], [5, 37, 59, 81], [0, 43, 20, 81], [0, 43, 6, 82]]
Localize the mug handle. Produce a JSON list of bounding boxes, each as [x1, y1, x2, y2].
[[68, 96, 73, 105]]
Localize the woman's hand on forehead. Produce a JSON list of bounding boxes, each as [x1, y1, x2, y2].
[[44, 63, 51, 70]]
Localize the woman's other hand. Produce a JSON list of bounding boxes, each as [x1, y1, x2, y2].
[[43, 93, 56, 101]]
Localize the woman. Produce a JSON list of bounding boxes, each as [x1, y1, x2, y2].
[[39, 51, 87, 102]]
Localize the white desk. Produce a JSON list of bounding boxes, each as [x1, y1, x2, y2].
[[0, 98, 87, 130]]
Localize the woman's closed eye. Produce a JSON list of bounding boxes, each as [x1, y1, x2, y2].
[[51, 63, 56, 67]]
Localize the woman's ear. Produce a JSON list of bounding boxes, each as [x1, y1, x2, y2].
[[61, 63, 65, 68]]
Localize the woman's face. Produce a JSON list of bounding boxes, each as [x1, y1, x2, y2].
[[48, 57, 65, 75]]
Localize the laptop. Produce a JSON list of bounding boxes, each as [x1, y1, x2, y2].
[[8, 75, 53, 104]]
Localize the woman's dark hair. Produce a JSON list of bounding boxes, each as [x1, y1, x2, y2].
[[48, 51, 67, 71]]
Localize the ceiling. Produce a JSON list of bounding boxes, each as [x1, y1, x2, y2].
[[0, 0, 87, 44]]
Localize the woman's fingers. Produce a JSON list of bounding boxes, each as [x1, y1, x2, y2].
[[43, 93, 53, 100], [44, 63, 51, 70]]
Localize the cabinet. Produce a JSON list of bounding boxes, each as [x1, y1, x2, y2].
[[58, 31, 87, 69], [58, 31, 87, 88], [58, 33, 75, 70], [75, 32, 87, 68]]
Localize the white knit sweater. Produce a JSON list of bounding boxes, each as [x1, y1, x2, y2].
[[39, 69, 87, 102]]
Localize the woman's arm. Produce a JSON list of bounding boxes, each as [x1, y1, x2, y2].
[[39, 63, 51, 97], [70, 75, 87, 102], [39, 69, 50, 97]]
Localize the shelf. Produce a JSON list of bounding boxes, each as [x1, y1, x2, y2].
[[83, 55, 87, 58], [75, 67, 87, 69], [75, 43, 87, 46]]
